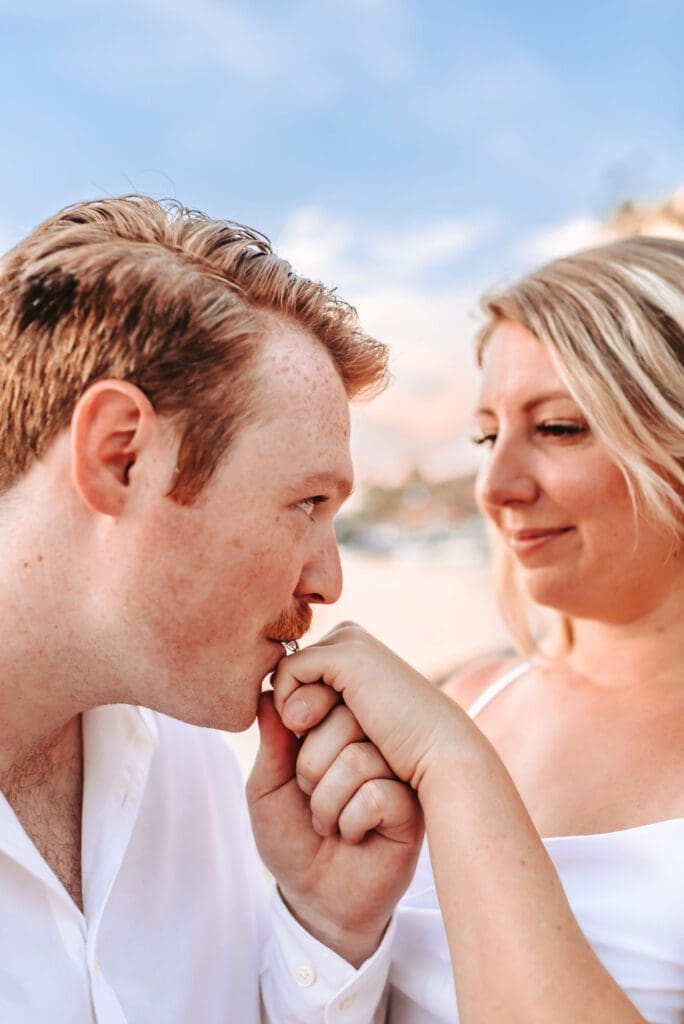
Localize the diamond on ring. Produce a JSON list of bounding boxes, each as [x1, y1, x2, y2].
[[282, 639, 299, 656]]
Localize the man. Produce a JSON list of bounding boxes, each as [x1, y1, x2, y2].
[[0, 196, 422, 1022]]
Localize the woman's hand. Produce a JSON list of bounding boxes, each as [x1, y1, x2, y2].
[[273, 622, 647, 1023], [272, 621, 472, 793]]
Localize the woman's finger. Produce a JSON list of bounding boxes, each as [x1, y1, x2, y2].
[[309, 741, 393, 835], [337, 778, 424, 845], [295, 704, 365, 795], [280, 681, 342, 735]]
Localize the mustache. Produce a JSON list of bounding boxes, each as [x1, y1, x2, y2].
[[265, 602, 313, 643]]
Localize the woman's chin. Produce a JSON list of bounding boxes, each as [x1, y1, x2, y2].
[[522, 569, 582, 618]]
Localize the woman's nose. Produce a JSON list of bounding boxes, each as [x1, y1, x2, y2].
[[475, 441, 539, 512]]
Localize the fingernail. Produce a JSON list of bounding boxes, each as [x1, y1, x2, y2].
[[297, 774, 313, 795], [287, 698, 310, 727]]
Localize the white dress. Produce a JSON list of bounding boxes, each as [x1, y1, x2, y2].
[[389, 664, 684, 1024]]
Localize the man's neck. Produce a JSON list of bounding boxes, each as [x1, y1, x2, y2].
[[0, 715, 83, 801], [1, 715, 85, 910], [0, 641, 88, 782]]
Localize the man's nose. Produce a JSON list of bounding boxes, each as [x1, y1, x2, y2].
[[475, 439, 539, 512], [294, 528, 343, 605]]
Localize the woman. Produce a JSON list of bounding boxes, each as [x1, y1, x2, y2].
[[273, 236, 684, 1023]]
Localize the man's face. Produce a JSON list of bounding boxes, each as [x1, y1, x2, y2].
[[106, 324, 353, 730]]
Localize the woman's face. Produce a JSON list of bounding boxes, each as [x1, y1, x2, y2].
[[474, 319, 682, 623]]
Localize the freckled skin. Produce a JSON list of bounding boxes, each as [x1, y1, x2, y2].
[[90, 323, 353, 730]]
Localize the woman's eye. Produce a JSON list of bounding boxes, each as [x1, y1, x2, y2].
[[295, 496, 326, 518], [536, 421, 589, 440], [471, 421, 588, 447]]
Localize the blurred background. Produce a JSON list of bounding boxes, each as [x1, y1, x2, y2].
[[2, 1, 683, 768]]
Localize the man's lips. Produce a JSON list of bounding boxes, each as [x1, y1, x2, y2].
[[266, 630, 307, 644]]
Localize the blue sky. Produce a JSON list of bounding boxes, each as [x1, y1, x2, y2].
[[1, 0, 682, 479], [1, 1, 682, 245]]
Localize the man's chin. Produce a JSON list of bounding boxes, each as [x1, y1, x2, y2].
[[155, 700, 255, 734], [207, 679, 264, 733], [168, 649, 282, 732], [168, 680, 264, 734], [216, 701, 260, 734]]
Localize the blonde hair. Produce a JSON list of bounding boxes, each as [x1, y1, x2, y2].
[[477, 236, 684, 652], [0, 195, 388, 502]]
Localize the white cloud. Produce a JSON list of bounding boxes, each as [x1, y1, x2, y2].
[[276, 206, 489, 382], [276, 206, 491, 483], [136, 0, 281, 77], [354, 284, 482, 376], [74, 0, 411, 94], [350, 285, 483, 483], [325, 0, 401, 14], [77, 0, 285, 86], [277, 206, 493, 291], [48, 0, 313, 96], [18, 0, 287, 86], [369, 219, 495, 275], [516, 216, 612, 265], [276, 208, 359, 288]]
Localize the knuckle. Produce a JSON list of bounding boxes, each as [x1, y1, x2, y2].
[[336, 620, 365, 641], [296, 750, 321, 785], [358, 778, 386, 815], [339, 741, 375, 777], [271, 675, 293, 710], [329, 703, 355, 729], [337, 619, 360, 630], [309, 786, 335, 825], [308, 788, 324, 819]]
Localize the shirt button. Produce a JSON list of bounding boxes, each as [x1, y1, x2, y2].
[[294, 964, 316, 987], [338, 993, 357, 1012]]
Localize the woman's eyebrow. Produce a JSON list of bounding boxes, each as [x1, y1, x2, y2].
[[476, 390, 575, 416]]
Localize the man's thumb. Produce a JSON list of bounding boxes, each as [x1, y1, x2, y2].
[[246, 690, 300, 802]]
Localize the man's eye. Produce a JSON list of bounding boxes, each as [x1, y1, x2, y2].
[[471, 432, 497, 447], [295, 496, 326, 518]]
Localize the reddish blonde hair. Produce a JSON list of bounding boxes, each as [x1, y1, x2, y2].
[[0, 195, 388, 502]]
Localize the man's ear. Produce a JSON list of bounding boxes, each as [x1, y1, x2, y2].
[[70, 380, 162, 516]]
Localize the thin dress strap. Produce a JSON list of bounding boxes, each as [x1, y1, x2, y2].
[[467, 660, 533, 720]]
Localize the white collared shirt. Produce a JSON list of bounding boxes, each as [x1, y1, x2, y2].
[[0, 704, 391, 1023]]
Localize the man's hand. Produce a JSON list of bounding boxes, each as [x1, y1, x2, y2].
[[246, 686, 424, 968]]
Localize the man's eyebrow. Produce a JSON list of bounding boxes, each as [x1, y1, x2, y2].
[[295, 473, 355, 499], [476, 390, 576, 416]]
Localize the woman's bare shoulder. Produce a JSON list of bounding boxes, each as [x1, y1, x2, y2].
[[439, 651, 522, 710]]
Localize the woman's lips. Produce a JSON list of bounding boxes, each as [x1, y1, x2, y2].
[[507, 526, 574, 554]]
